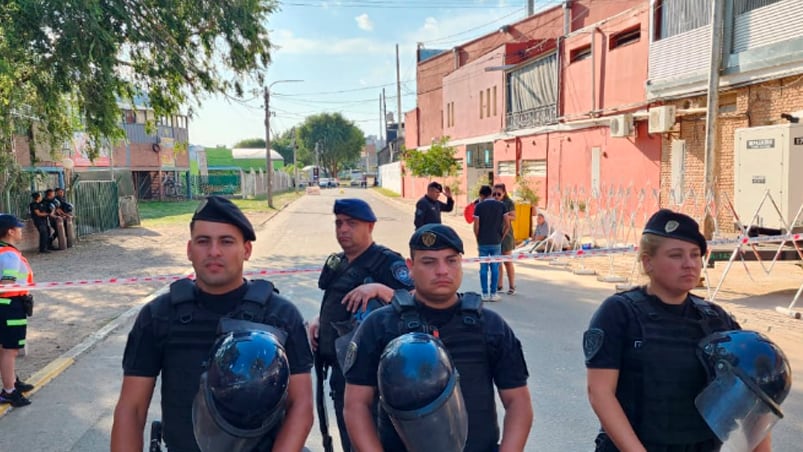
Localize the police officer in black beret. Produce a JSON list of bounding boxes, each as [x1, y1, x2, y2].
[[583, 209, 754, 452], [112, 196, 314, 452], [308, 198, 413, 452], [343, 223, 533, 452]]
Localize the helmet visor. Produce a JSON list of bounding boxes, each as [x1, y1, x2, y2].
[[695, 369, 780, 451]]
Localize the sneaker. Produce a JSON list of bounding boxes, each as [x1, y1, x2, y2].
[[507, 287, 516, 295], [490, 293, 501, 302], [15, 377, 34, 393], [0, 389, 31, 407], [481, 293, 490, 302]]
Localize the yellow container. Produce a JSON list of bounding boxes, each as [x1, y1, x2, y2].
[[512, 203, 532, 242]]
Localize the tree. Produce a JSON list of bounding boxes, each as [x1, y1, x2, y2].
[[296, 113, 363, 177], [0, 0, 278, 166], [270, 129, 298, 164], [234, 138, 266, 149], [403, 136, 458, 178]]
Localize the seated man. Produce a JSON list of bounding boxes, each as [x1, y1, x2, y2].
[[530, 213, 571, 253], [532, 213, 549, 242]]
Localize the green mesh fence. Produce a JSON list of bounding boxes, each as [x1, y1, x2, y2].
[[72, 180, 120, 236]]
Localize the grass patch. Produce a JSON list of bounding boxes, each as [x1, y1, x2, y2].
[[372, 186, 401, 198], [139, 191, 303, 227]]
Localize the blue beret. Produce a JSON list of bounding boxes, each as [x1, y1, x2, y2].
[[643, 209, 707, 255], [410, 224, 464, 254], [333, 199, 377, 222], [192, 196, 256, 241]]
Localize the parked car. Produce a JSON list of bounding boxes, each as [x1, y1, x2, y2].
[[318, 177, 330, 188]]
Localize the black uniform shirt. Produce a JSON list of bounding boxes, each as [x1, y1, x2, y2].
[[345, 300, 529, 389], [122, 283, 314, 377], [29, 201, 47, 224], [585, 288, 740, 370], [414, 195, 454, 229]]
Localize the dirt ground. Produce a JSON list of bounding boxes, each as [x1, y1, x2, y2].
[[14, 206, 803, 382]]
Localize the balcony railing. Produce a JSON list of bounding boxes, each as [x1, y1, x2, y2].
[[506, 104, 557, 131]]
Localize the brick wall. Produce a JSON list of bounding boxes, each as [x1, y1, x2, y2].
[[661, 75, 803, 232]]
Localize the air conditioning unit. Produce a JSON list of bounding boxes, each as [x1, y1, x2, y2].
[[649, 105, 677, 133], [609, 114, 634, 137]]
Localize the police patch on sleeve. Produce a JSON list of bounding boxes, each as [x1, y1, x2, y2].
[[583, 328, 605, 361], [390, 261, 413, 286], [343, 340, 358, 374]]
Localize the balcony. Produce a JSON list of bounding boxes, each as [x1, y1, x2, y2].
[[505, 104, 557, 131]]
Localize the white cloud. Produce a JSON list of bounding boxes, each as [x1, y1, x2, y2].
[[273, 29, 386, 55], [355, 14, 374, 31]]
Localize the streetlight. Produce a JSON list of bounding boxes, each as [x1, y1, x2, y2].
[[265, 79, 303, 208]]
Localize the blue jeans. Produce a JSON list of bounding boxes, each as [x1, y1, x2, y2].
[[478, 244, 501, 295]]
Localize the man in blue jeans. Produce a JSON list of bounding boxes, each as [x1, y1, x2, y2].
[[473, 185, 508, 301]]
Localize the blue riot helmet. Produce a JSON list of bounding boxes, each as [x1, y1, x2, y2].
[[696, 330, 792, 451], [192, 330, 290, 452], [378, 332, 468, 452]]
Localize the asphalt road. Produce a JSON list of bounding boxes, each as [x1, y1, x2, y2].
[[0, 188, 799, 451]]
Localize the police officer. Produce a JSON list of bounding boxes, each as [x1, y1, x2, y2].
[[111, 196, 314, 452], [414, 181, 454, 229], [308, 198, 413, 452], [343, 223, 533, 452], [28, 192, 51, 254], [0, 214, 35, 407], [583, 209, 763, 452]]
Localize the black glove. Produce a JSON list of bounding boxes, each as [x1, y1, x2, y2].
[[21, 295, 34, 317]]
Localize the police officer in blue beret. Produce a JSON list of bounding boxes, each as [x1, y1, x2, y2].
[[112, 196, 314, 452], [583, 209, 756, 452], [308, 198, 413, 452], [343, 223, 533, 452]]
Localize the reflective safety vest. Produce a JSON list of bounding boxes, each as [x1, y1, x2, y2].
[[0, 244, 33, 301]]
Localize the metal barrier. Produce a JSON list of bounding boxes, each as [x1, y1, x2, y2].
[[72, 180, 120, 236]]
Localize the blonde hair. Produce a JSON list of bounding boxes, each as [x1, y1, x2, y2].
[[638, 233, 667, 275]]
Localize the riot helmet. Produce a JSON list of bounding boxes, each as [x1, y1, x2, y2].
[[192, 330, 290, 452], [696, 330, 792, 451], [378, 332, 468, 452]]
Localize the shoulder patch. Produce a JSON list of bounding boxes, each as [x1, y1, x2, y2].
[[390, 261, 413, 286], [583, 328, 605, 361], [343, 340, 358, 375]]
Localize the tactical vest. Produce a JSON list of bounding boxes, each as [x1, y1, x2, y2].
[[317, 244, 397, 361], [617, 288, 728, 446], [152, 279, 281, 452], [0, 243, 33, 299], [390, 291, 498, 452]]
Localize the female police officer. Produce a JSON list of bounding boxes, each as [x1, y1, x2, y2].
[[583, 209, 772, 452]]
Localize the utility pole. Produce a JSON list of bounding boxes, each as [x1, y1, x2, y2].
[[291, 127, 298, 192], [527, 0, 534, 16], [264, 79, 302, 208], [379, 93, 384, 143], [264, 86, 274, 208], [395, 44, 402, 141], [703, 0, 725, 238]]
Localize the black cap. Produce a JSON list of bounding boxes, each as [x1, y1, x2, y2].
[[643, 209, 707, 255], [0, 214, 25, 230], [191, 196, 256, 241], [409, 223, 464, 254], [333, 199, 377, 222], [427, 181, 443, 192]]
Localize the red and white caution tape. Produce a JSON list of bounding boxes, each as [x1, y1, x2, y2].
[[2, 233, 800, 292]]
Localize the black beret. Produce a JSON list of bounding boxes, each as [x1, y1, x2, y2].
[[333, 198, 377, 222], [192, 196, 256, 241], [643, 209, 707, 255], [427, 181, 443, 192], [410, 223, 464, 254]]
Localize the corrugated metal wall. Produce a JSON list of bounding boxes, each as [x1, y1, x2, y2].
[[733, 0, 803, 53], [649, 25, 711, 81]]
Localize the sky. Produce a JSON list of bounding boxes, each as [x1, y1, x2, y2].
[[189, 0, 560, 148]]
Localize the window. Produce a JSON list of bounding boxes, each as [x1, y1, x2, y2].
[[570, 44, 592, 63], [521, 159, 546, 177], [670, 140, 686, 203], [497, 160, 516, 177], [466, 143, 494, 168], [479, 90, 484, 119], [493, 86, 497, 117], [610, 26, 641, 49], [486, 88, 491, 118], [450, 102, 455, 127], [719, 93, 737, 113]]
